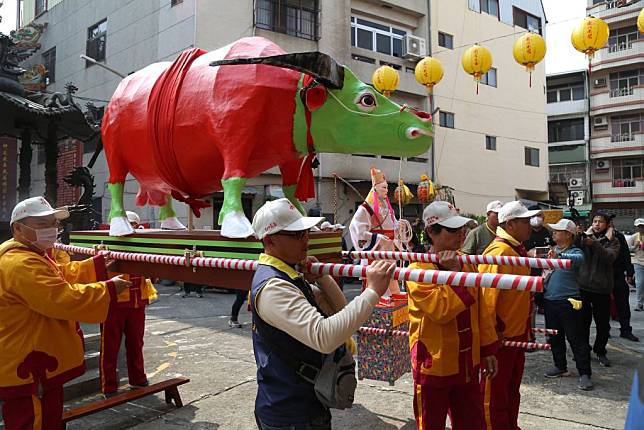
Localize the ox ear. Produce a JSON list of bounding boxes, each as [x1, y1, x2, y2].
[[210, 52, 344, 90], [300, 75, 327, 112]]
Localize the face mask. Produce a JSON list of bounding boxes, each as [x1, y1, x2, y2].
[[530, 217, 543, 228], [20, 224, 58, 250]]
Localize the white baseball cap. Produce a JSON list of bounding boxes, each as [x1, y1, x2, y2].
[[486, 200, 504, 213], [548, 219, 577, 234], [10, 196, 69, 225], [423, 201, 473, 229], [252, 198, 324, 239], [634, 218, 644, 227], [498, 201, 542, 224], [126, 211, 141, 225]]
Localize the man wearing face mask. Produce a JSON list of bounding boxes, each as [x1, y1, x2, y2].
[[0, 196, 131, 430], [461, 200, 503, 256]]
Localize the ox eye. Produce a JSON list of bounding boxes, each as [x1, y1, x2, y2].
[[355, 92, 377, 111]]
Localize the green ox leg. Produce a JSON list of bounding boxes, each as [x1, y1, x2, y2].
[[107, 182, 134, 236], [159, 194, 177, 221], [219, 177, 253, 238], [282, 184, 306, 215]]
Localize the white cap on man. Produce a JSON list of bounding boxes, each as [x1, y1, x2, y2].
[[10, 196, 69, 225], [548, 219, 577, 234], [422, 201, 473, 228], [635, 218, 644, 227], [486, 200, 503, 213], [498, 201, 542, 224], [252, 198, 325, 239]]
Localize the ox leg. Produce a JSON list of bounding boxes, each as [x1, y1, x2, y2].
[[108, 182, 135, 236], [219, 177, 253, 238], [159, 195, 186, 230], [282, 184, 306, 215]]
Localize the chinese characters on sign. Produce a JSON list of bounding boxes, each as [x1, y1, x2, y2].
[[0, 138, 18, 223]]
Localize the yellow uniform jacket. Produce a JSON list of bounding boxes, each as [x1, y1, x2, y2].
[[479, 239, 532, 341], [407, 261, 499, 387], [0, 239, 115, 398]]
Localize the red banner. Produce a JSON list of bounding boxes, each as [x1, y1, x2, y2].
[[0, 138, 18, 222]]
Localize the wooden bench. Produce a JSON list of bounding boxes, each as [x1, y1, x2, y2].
[[61, 377, 190, 429]]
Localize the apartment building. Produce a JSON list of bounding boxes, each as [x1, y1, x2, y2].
[[15, 0, 548, 228], [586, 0, 644, 229], [546, 70, 591, 217]]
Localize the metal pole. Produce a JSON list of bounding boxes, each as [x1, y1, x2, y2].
[[427, 0, 435, 181], [79, 54, 126, 78]]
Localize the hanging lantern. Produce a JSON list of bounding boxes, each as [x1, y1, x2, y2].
[[461, 44, 493, 94], [372, 65, 399, 97], [394, 179, 413, 205], [417, 174, 435, 204], [513, 32, 546, 87], [414, 57, 444, 92], [638, 8, 644, 34], [571, 16, 609, 74]]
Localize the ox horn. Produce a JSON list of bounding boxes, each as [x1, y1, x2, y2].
[[209, 52, 344, 89]]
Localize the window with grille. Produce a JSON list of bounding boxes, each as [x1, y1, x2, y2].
[[546, 83, 585, 103], [607, 26, 640, 52], [485, 135, 496, 151], [86, 19, 107, 65], [480, 68, 497, 87], [42, 47, 56, 85], [609, 68, 644, 97], [513, 7, 542, 35], [612, 158, 643, 182], [255, 0, 320, 41], [350, 17, 407, 58], [548, 118, 584, 142], [525, 147, 539, 167], [438, 32, 453, 49], [439, 111, 454, 129], [611, 114, 642, 142]]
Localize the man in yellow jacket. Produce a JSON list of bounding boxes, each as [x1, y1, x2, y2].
[[407, 201, 499, 430], [0, 196, 131, 430], [478, 201, 541, 430], [100, 211, 158, 396]]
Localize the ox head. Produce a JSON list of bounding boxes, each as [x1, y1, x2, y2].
[[210, 52, 432, 157]]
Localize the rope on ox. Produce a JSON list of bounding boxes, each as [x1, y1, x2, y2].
[[343, 250, 571, 270], [54, 244, 543, 292], [357, 327, 552, 350]]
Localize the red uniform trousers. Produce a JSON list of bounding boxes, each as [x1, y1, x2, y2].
[[481, 345, 525, 430], [413, 379, 484, 430], [99, 306, 147, 393], [1, 385, 63, 430]]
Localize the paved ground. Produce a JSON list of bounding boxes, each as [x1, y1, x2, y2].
[[37, 283, 644, 429]]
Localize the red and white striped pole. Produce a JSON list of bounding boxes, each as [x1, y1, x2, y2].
[[344, 250, 570, 270]]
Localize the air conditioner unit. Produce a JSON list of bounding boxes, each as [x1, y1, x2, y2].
[[595, 160, 611, 170], [574, 197, 584, 206], [593, 116, 608, 127], [568, 177, 584, 188], [402, 35, 426, 59], [571, 190, 585, 199]]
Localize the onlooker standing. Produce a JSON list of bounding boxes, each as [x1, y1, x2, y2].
[[542, 219, 593, 391], [578, 212, 620, 367], [524, 213, 553, 344], [183, 282, 204, 298], [612, 222, 639, 342], [229, 289, 247, 328], [461, 200, 503, 255], [632, 218, 644, 312]]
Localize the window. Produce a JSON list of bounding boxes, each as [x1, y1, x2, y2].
[[609, 68, 644, 97], [612, 158, 643, 187], [607, 26, 640, 52], [438, 32, 453, 49], [611, 114, 642, 142], [439, 111, 454, 129], [546, 83, 585, 103], [171, 0, 183, 5], [480, 0, 499, 18], [480, 68, 497, 87], [86, 19, 107, 65], [255, 0, 320, 41], [525, 147, 539, 167], [351, 17, 407, 58], [485, 135, 496, 151], [35, 0, 46, 16], [42, 47, 55, 85], [548, 118, 585, 142], [513, 7, 542, 35]]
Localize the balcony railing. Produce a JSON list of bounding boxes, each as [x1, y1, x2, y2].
[[611, 133, 634, 142], [610, 87, 634, 98], [612, 179, 637, 187], [607, 42, 632, 53]]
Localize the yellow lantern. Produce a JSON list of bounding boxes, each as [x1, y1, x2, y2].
[[513, 32, 546, 87], [372, 65, 399, 97], [461, 44, 493, 94], [638, 8, 644, 34], [414, 57, 444, 92], [571, 16, 609, 60]]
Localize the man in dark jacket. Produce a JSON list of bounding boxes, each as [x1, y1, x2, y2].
[[613, 226, 639, 342], [577, 212, 620, 367]]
